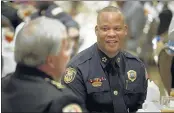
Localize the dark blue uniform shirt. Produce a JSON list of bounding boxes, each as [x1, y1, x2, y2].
[[2, 64, 85, 112], [62, 43, 147, 113]]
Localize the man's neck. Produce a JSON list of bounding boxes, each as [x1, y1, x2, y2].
[[106, 52, 119, 58], [97, 46, 119, 58], [37, 65, 60, 81]]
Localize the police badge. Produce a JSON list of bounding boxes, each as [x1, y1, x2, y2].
[[127, 70, 137, 82], [64, 67, 77, 84]]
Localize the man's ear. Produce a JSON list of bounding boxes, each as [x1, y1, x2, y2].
[[46, 56, 55, 68], [95, 25, 98, 35], [124, 25, 128, 36]]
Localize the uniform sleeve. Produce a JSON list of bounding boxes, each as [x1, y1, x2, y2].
[[48, 92, 87, 112], [129, 64, 148, 112], [139, 65, 148, 106], [61, 66, 87, 108]]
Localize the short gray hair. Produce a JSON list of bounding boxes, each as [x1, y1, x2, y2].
[[15, 16, 67, 67]]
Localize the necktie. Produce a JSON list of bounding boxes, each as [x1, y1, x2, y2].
[[105, 60, 128, 112]]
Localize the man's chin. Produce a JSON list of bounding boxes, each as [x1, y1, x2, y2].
[[104, 50, 119, 58], [106, 46, 120, 52]]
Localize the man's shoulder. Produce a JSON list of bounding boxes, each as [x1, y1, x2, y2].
[[121, 51, 144, 66], [48, 87, 83, 112], [31, 78, 76, 101], [47, 83, 81, 107], [2, 72, 13, 84], [49, 83, 76, 98], [68, 44, 96, 66]]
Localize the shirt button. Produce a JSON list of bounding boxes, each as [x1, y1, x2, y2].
[[113, 90, 118, 95]]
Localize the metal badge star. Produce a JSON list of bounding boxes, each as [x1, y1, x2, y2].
[[102, 57, 107, 63], [117, 57, 120, 63]]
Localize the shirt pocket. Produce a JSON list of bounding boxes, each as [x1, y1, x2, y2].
[[85, 80, 112, 104], [124, 82, 143, 108], [125, 78, 144, 93], [127, 83, 140, 93]]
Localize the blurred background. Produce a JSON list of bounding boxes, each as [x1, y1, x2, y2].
[[1, 1, 174, 97]]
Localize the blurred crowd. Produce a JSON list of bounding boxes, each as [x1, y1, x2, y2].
[[1, 1, 174, 112], [1, 1, 174, 85]]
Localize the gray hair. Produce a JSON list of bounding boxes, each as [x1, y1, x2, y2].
[[15, 16, 67, 67]]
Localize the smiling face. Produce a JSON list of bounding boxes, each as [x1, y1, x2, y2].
[[95, 11, 127, 57]]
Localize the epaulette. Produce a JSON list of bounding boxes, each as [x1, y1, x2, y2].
[[45, 78, 65, 89], [122, 51, 143, 63], [69, 44, 95, 66]]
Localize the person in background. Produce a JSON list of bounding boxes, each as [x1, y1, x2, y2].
[[167, 15, 174, 88], [1, 1, 22, 29], [152, 8, 173, 64], [2, 17, 85, 112], [62, 6, 147, 113], [2, 14, 14, 30], [116, 1, 146, 54], [1, 1, 80, 77], [157, 15, 174, 95], [30, 1, 80, 58], [156, 8, 173, 43]]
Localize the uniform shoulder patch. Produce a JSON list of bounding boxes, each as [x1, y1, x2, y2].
[[51, 80, 65, 89], [64, 67, 76, 84], [62, 103, 82, 112], [45, 78, 65, 89]]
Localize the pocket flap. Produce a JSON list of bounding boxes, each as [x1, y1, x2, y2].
[[125, 83, 143, 93], [86, 80, 110, 94]]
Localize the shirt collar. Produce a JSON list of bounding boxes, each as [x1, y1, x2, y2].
[[14, 64, 53, 80], [97, 48, 121, 68]]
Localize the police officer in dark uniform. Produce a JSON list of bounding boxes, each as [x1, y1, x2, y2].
[[62, 6, 148, 113], [2, 17, 85, 112], [30, 1, 80, 58]]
